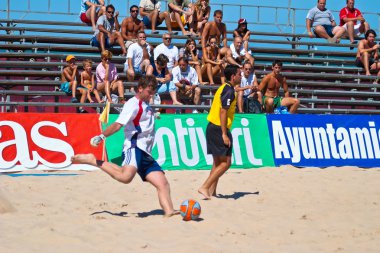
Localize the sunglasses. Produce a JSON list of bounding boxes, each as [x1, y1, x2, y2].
[[164, 37, 172, 40], [107, 11, 114, 14], [131, 10, 138, 13]]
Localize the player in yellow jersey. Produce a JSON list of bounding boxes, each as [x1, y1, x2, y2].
[[198, 65, 241, 200]]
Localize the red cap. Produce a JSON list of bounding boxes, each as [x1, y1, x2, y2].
[[238, 18, 247, 25]]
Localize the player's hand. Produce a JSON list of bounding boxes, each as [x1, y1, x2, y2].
[[90, 134, 105, 147], [222, 134, 230, 147]]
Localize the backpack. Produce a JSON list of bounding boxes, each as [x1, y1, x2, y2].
[[243, 97, 262, 114]]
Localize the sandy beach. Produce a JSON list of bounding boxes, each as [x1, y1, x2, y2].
[[1, 166, 380, 253]]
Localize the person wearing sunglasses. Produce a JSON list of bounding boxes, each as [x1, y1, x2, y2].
[[91, 4, 127, 56], [121, 5, 145, 50], [153, 33, 179, 72]]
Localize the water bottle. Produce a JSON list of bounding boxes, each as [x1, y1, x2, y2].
[[280, 106, 289, 114], [274, 107, 281, 114], [153, 93, 161, 105]]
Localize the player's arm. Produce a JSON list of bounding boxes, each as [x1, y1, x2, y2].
[[219, 87, 234, 147]]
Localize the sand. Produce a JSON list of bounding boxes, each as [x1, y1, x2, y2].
[[1, 166, 380, 253]]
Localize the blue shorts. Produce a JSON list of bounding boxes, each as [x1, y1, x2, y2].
[[121, 147, 163, 181], [60, 82, 71, 94], [90, 36, 111, 48], [313, 25, 334, 37], [142, 16, 163, 29], [157, 81, 176, 93]]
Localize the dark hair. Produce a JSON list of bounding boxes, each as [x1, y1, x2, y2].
[[224, 65, 240, 81], [272, 60, 283, 67], [178, 56, 189, 65], [106, 4, 115, 12], [130, 5, 139, 12], [156, 54, 169, 66], [365, 29, 377, 40], [185, 38, 197, 56], [214, 10, 223, 16], [138, 75, 157, 90]]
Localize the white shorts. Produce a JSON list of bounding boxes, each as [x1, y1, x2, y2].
[[342, 23, 362, 36]]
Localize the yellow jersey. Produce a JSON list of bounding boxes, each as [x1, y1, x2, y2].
[[207, 83, 237, 129]]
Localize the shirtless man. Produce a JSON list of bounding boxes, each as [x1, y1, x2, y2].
[[121, 5, 145, 49], [355, 29, 380, 78], [259, 60, 299, 114], [201, 10, 229, 57]]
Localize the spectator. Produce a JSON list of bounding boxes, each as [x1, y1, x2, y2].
[[355, 29, 380, 80], [339, 0, 370, 46], [96, 50, 125, 103], [259, 60, 299, 114], [61, 55, 88, 113], [124, 31, 151, 83], [179, 38, 206, 84], [154, 33, 179, 72], [168, 0, 194, 36], [235, 61, 262, 113], [81, 59, 102, 103], [192, 0, 211, 37], [139, 0, 175, 35], [201, 36, 225, 85], [79, 0, 105, 31], [306, 0, 345, 43], [121, 5, 145, 49], [228, 36, 254, 67], [201, 10, 228, 56], [91, 4, 127, 55], [146, 53, 182, 105], [233, 18, 250, 54], [172, 57, 201, 113]]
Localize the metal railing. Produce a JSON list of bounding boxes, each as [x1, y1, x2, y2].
[[2, 0, 378, 35]]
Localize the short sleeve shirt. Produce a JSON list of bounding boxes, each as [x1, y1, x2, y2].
[[230, 43, 251, 59], [172, 65, 199, 85], [125, 43, 144, 69], [139, 0, 161, 12], [94, 15, 115, 36], [306, 6, 335, 27], [96, 62, 119, 83], [339, 7, 362, 26], [153, 43, 179, 70]]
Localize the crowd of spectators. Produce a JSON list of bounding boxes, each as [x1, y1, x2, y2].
[[67, 0, 378, 114]]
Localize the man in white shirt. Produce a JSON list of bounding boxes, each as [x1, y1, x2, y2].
[[153, 33, 179, 71], [172, 57, 201, 112], [229, 36, 254, 67], [124, 31, 152, 82], [235, 61, 261, 113]]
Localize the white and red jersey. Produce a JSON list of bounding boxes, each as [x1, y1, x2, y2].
[[116, 96, 155, 155], [339, 7, 362, 26]]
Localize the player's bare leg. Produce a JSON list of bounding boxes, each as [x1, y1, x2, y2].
[[146, 171, 180, 217], [71, 154, 136, 183]]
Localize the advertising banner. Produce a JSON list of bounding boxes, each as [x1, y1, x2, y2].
[[267, 114, 380, 167], [0, 113, 104, 172], [105, 114, 275, 170]]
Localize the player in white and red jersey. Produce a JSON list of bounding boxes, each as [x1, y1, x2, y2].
[[72, 75, 179, 217]]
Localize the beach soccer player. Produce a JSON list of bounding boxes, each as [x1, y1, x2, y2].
[[71, 75, 179, 217]]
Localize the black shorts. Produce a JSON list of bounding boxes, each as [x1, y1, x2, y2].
[[355, 57, 375, 68], [206, 122, 233, 157]]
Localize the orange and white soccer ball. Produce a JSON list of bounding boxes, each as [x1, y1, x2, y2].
[[180, 199, 201, 221]]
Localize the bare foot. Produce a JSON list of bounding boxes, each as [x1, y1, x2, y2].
[[164, 210, 180, 217], [198, 188, 211, 200], [71, 154, 97, 166]]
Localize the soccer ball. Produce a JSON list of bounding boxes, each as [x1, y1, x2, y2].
[[180, 199, 201, 221]]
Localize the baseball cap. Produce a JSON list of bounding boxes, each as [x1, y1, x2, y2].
[[66, 55, 76, 62], [238, 18, 247, 25]]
